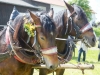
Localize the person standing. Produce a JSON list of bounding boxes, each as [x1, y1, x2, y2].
[[98, 36, 100, 61], [77, 41, 88, 62]]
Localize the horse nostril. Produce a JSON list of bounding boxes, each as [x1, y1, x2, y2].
[[92, 37, 95, 42], [49, 65, 54, 70]]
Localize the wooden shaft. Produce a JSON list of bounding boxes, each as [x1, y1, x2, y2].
[[32, 64, 94, 70]]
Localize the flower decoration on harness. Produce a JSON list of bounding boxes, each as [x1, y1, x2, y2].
[[23, 16, 41, 38], [23, 17, 36, 37], [24, 23, 36, 37]]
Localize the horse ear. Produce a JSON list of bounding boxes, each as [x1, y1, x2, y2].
[[28, 9, 38, 21], [48, 8, 54, 18], [63, 0, 74, 13]]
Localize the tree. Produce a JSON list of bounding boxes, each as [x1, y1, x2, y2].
[[68, 0, 92, 21]]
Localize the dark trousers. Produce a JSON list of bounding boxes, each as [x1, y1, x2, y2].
[[98, 49, 100, 61], [77, 48, 86, 62]]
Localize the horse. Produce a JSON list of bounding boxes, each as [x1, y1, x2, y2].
[[38, 1, 96, 75], [0, 9, 59, 75]]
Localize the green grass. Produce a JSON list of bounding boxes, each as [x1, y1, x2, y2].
[[93, 27, 100, 37], [34, 48, 100, 75], [62, 49, 100, 75]]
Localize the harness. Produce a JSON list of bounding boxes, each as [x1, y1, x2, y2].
[[66, 11, 92, 39], [1, 15, 43, 64], [6, 23, 42, 64], [57, 10, 92, 63], [4, 14, 58, 65]]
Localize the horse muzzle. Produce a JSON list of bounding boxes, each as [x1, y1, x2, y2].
[[41, 46, 59, 70], [83, 35, 96, 47]]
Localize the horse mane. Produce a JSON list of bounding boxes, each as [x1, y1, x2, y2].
[[39, 14, 56, 36], [53, 10, 67, 27], [53, 9, 68, 36], [72, 4, 87, 21]]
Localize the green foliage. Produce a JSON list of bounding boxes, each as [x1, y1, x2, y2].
[[68, 0, 92, 21], [93, 27, 100, 37]]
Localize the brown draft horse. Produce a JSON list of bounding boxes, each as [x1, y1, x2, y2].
[[0, 9, 59, 75], [38, 1, 96, 75]]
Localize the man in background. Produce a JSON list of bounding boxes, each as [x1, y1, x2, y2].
[[77, 41, 88, 62]]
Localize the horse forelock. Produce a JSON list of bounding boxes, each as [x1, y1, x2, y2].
[[40, 15, 56, 36]]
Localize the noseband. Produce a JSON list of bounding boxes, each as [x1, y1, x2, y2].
[[66, 11, 92, 38]]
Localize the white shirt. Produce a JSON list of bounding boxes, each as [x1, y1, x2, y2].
[[80, 41, 88, 52]]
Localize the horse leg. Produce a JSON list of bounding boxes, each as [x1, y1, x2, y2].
[[39, 68, 48, 75], [30, 68, 34, 75], [56, 69, 65, 75]]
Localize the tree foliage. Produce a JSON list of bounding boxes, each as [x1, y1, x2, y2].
[[68, 0, 92, 21]]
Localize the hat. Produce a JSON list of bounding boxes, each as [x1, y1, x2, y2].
[[9, 6, 19, 20]]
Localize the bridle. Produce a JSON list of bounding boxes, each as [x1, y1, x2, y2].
[[66, 11, 92, 39], [57, 9, 93, 64], [7, 15, 58, 64]]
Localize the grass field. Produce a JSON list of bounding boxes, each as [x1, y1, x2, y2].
[[62, 49, 100, 75], [93, 27, 100, 37], [34, 46, 100, 75]]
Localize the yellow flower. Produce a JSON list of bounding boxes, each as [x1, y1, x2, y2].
[[24, 22, 36, 37]]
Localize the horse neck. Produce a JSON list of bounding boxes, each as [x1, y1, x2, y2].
[[54, 10, 76, 53], [54, 10, 68, 38], [54, 10, 69, 53]]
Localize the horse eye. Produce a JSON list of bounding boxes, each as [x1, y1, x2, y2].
[[72, 13, 77, 17], [78, 17, 81, 20], [40, 37, 45, 40]]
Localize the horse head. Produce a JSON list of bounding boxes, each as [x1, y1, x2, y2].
[[16, 9, 58, 70], [64, 1, 96, 47], [29, 10, 59, 69]]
